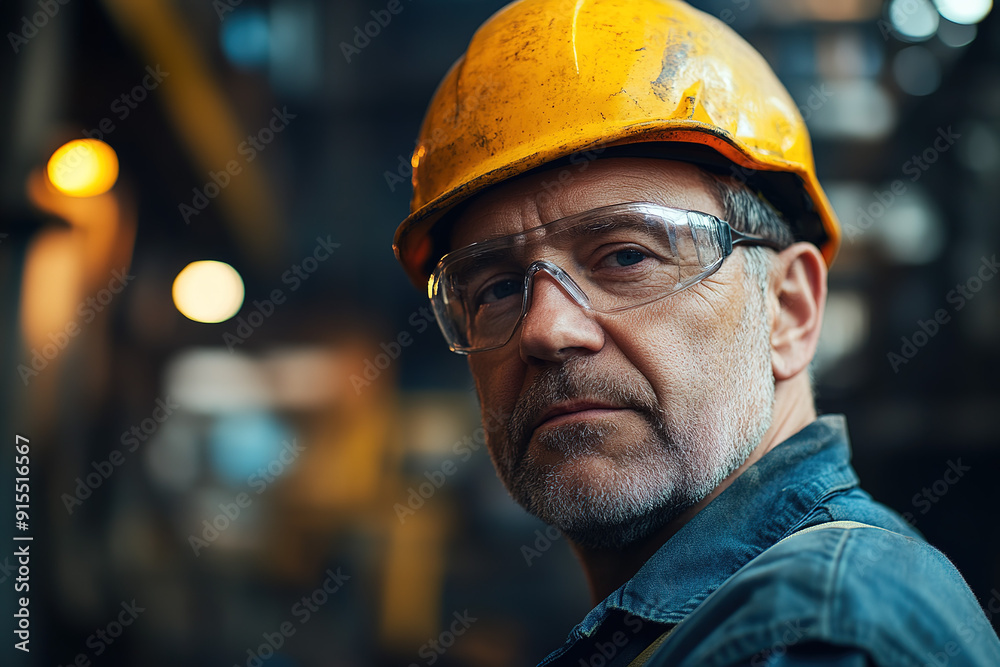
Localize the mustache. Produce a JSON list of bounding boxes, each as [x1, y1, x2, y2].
[[506, 358, 662, 452]]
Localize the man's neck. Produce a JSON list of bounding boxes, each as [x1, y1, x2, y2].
[[570, 377, 818, 604]]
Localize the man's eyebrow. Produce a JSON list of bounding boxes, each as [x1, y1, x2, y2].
[[464, 212, 648, 257], [458, 241, 524, 267], [481, 244, 522, 264], [554, 215, 642, 238]]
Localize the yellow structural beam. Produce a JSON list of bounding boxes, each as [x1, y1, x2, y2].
[[101, 0, 283, 265]]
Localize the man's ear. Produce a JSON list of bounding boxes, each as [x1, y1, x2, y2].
[[768, 242, 827, 381]]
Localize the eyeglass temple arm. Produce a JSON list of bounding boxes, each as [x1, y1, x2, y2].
[[724, 225, 786, 253]]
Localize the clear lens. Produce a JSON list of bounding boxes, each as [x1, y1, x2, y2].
[[430, 203, 730, 353]]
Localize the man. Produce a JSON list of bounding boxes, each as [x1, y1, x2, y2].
[[392, 0, 1000, 664]]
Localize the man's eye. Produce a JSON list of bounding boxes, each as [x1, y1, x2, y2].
[[477, 278, 521, 305], [613, 249, 646, 266], [597, 247, 649, 269]]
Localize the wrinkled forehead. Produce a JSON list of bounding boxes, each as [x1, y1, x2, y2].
[[448, 158, 725, 253]]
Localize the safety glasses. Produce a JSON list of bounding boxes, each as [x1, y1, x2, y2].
[[428, 202, 783, 354]]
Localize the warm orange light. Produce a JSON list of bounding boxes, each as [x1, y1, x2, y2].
[[20, 228, 85, 353], [410, 146, 425, 169], [46, 139, 119, 197]]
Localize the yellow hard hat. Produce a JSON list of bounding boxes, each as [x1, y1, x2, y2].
[[393, 0, 842, 289]]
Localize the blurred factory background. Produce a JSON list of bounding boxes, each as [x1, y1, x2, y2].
[[1, 0, 998, 664]]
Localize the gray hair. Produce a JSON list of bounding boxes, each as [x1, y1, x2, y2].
[[701, 172, 794, 300]]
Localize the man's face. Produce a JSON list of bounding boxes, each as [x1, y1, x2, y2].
[[449, 158, 776, 550]]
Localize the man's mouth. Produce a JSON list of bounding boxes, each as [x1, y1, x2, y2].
[[532, 400, 628, 432]]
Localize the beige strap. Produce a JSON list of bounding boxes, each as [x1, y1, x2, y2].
[[626, 624, 677, 667], [625, 521, 883, 666], [777, 520, 879, 541]]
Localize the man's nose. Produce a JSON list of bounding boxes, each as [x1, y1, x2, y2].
[[517, 269, 605, 364]]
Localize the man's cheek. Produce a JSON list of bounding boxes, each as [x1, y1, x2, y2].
[[475, 360, 523, 407], [675, 277, 745, 328], [620, 333, 690, 381]]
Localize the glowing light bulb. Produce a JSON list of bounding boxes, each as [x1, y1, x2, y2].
[[172, 261, 245, 323], [934, 0, 992, 24], [46, 139, 119, 197]]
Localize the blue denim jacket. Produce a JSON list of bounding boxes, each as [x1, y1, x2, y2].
[[537, 414, 1000, 666]]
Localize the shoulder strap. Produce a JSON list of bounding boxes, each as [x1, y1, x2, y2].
[[625, 520, 884, 667], [626, 624, 677, 667], [774, 519, 883, 544]]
